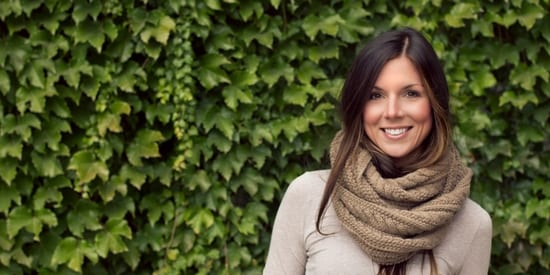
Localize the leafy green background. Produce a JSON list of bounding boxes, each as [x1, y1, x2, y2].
[[0, 0, 549, 274]]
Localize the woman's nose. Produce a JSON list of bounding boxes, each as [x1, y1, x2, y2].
[[384, 97, 403, 118]]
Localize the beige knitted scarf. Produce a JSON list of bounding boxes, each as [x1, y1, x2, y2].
[[329, 132, 472, 265]]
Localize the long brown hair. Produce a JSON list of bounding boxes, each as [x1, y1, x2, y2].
[[316, 27, 452, 275]]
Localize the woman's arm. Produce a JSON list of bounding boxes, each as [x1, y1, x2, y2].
[[263, 175, 311, 275], [458, 208, 493, 275]]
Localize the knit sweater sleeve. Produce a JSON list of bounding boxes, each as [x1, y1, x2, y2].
[[457, 201, 493, 275], [263, 173, 313, 275]]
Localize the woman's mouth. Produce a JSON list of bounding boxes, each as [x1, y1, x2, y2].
[[383, 127, 410, 136]]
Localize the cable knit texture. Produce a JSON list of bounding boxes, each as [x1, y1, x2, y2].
[[330, 131, 472, 265]]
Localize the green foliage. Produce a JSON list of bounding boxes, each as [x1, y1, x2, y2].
[[0, 0, 548, 274]]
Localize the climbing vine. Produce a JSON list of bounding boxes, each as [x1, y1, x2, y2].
[[0, 0, 548, 274]]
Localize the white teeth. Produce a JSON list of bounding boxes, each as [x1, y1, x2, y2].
[[384, 128, 407, 136]]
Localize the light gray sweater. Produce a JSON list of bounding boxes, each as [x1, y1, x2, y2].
[[264, 170, 492, 275]]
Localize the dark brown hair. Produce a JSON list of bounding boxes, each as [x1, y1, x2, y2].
[[317, 27, 451, 275]]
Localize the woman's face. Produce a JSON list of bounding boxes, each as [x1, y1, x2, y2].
[[363, 56, 433, 159]]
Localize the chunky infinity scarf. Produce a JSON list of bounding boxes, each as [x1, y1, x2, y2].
[[329, 132, 472, 265]]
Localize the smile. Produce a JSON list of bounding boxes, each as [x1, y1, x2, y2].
[[383, 128, 410, 136]]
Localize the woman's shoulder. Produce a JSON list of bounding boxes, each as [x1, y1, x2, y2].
[[435, 198, 492, 267], [433, 199, 492, 273], [458, 199, 492, 229], [285, 169, 331, 195], [445, 198, 492, 241]]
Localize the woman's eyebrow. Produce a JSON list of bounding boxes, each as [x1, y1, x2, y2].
[[372, 83, 423, 92], [401, 83, 423, 90]]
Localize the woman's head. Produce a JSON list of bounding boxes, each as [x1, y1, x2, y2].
[[340, 27, 451, 177], [317, 27, 452, 232]]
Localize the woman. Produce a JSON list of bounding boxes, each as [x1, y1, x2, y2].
[[263, 28, 492, 275]]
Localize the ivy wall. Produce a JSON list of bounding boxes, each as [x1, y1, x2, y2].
[[0, 0, 549, 274]]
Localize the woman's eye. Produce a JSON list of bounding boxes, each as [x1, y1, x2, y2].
[[405, 90, 420, 97], [369, 92, 382, 100]]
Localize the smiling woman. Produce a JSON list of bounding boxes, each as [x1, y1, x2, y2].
[[263, 27, 492, 275]]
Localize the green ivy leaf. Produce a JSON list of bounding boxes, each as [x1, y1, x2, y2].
[[107, 219, 132, 239], [236, 168, 261, 196], [0, 220, 13, 252], [222, 85, 253, 110], [150, 163, 172, 187], [246, 201, 268, 223], [499, 90, 538, 109], [110, 100, 131, 115], [511, 63, 548, 91], [526, 198, 550, 219], [6, 206, 32, 238], [205, 0, 221, 10], [67, 200, 102, 237], [516, 124, 544, 146], [258, 58, 294, 87], [302, 13, 343, 40], [231, 71, 258, 87], [226, 145, 249, 178], [72, 0, 102, 23], [283, 84, 309, 106], [33, 116, 71, 153], [198, 104, 236, 139], [338, 4, 374, 43], [104, 196, 135, 221], [48, 97, 71, 118], [0, 135, 22, 159], [114, 61, 146, 93], [206, 131, 232, 153], [95, 219, 132, 257], [0, 69, 10, 95], [260, 178, 279, 201], [227, 243, 251, 268], [532, 178, 550, 199], [33, 185, 63, 210], [212, 156, 233, 181], [500, 218, 528, 247], [249, 124, 273, 147], [31, 151, 63, 177], [517, 3, 544, 29], [444, 3, 480, 27], [238, 1, 262, 21], [140, 15, 175, 45], [4, 36, 30, 73], [102, 19, 118, 41], [270, 0, 281, 9], [469, 66, 496, 96], [15, 86, 48, 114], [75, 20, 105, 52], [186, 208, 214, 234], [308, 41, 340, 63], [120, 164, 147, 190], [20, 0, 42, 16], [297, 61, 326, 84], [97, 112, 122, 136], [51, 237, 80, 271], [488, 43, 519, 67], [200, 53, 230, 69], [28, 208, 58, 240], [190, 170, 212, 191], [196, 67, 230, 90], [0, 183, 20, 213], [99, 175, 127, 202], [126, 130, 164, 166], [68, 150, 109, 183], [491, 10, 517, 27], [0, 157, 18, 186]]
